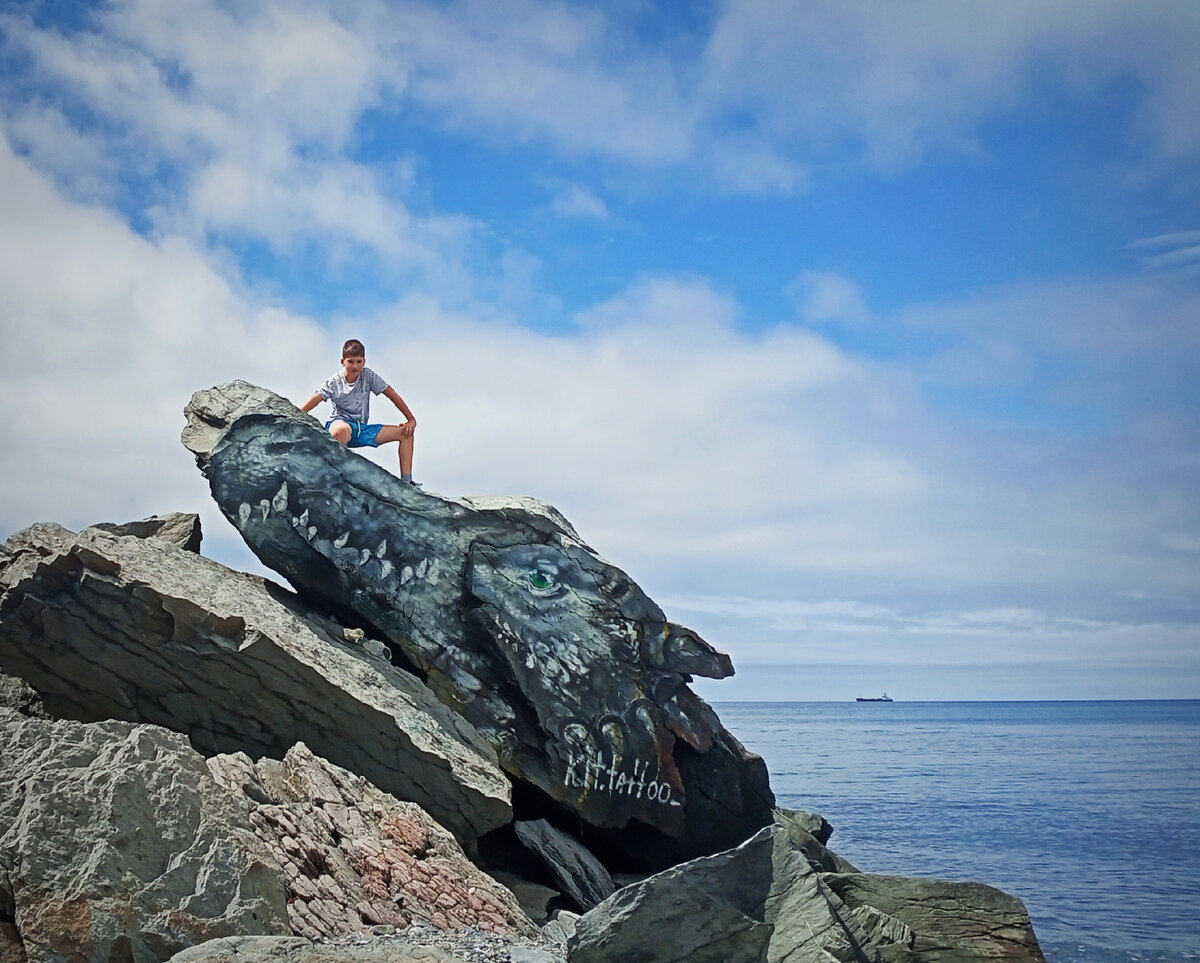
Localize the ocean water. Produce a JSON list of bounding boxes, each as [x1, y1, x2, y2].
[[716, 701, 1200, 963]]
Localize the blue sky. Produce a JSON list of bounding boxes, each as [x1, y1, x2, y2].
[[2, 0, 1199, 700]]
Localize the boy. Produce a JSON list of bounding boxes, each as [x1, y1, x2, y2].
[[301, 339, 419, 485]]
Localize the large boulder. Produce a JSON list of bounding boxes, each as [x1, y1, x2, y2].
[[823, 874, 1047, 963], [568, 811, 1047, 963], [207, 743, 536, 941], [0, 522, 511, 845], [181, 381, 773, 868], [567, 820, 875, 963], [89, 512, 203, 552], [513, 820, 614, 912], [0, 710, 290, 963]]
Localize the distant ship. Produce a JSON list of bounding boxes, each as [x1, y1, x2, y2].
[[856, 693, 894, 702]]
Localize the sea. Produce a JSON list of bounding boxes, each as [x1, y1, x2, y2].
[[716, 700, 1200, 963]]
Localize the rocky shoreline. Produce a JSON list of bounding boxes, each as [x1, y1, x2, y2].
[[0, 381, 1047, 963]]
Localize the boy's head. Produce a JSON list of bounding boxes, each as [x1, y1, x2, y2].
[[341, 338, 366, 379]]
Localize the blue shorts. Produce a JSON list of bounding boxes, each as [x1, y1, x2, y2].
[[326, 420, 384, 448]]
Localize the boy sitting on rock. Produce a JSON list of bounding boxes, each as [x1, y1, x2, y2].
[[301, 338, 419, 485]]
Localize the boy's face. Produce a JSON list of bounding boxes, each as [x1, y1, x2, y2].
[[341, 353, 365, 380]]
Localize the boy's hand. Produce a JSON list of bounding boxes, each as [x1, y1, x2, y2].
[[400, 419, 416, 438]]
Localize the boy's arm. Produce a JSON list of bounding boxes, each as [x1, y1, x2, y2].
[[383, 385, 416, 437], [300, 393, 323, 413]]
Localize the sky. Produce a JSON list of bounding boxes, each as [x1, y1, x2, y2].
[[2, 0, 1199, 702]]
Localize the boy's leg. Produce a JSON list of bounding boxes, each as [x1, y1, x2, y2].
[[327, 420, 352, 445], [373, 424, 415, 476]]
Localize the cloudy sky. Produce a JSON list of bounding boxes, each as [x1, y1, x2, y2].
[[2, 0, 1199, 701]]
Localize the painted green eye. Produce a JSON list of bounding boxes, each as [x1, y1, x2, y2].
[[527, 570, 554, 591]]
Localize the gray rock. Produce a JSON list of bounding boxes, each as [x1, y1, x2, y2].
[[0, 521, 511, 845], [0, 669, 44, 717], [513, 820, 614, 912], [167, 936, 466, 962], [487, 871, 561, 924], [88, 511, 203, 552], [774, 808, 859, 874], [182, 381, 773, 868], [207, 743, 536, 941], [774, 807, 834, 846], [822, 873, 1047, 963], [0, 710, 290, 963], [541, 911, 578, 947], [568, 822, 876, 963]]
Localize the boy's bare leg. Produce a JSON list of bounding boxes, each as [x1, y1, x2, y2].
[[328, 421, 352, 445], [374, 424, 415, 476]]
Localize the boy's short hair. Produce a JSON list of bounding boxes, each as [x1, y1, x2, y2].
[[342, 338, 366, 358]]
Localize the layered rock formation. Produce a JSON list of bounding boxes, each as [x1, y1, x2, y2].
[[209, 743, 534, 941], [0, 522, 510, 845], [181, 381, 773, 867], [570, 811, 1046, 963]]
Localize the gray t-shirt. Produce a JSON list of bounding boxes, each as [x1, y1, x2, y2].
[[318, 367, 389, 424]]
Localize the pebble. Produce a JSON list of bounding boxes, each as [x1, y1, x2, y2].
[[317, 921, 569, 963]]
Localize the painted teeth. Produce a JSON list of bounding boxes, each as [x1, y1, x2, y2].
[[400, 565, 413, 585], [258, 500, 270, 521], [298, 509, 309, 526], [334, 532, 349, 548], [238, 503, 251, 525], [359, 549, 370, 565], [376, 539, 387, 558], [272, 482, 288, 513]]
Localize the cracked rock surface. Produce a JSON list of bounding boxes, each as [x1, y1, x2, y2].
[[0, 710, 290, 963], [0, 521, 511, 845], [569, 810, 1046, 963], [823, 873, 1047, 963], [208, 743, 537, 942], [183, 381, 773, 869]]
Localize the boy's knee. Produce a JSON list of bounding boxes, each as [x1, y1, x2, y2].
[[329, 421, 352, 444]]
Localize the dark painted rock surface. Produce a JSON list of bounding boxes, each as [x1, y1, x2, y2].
[[513, 820, 614, 912], [182, 381, 773, 867]]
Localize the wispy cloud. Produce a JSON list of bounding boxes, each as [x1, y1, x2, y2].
[[1131, 231, 1200, 273], [549, 183, 609, 221]]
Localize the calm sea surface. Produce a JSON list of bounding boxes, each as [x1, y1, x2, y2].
[[716, 701, 1200, 963]]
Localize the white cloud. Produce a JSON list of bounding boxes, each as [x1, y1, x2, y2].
[[549, 183, 609, 221], [1, 1, 479, 289], [788, 271, 872, 325], [699, 0, 1200, 172]]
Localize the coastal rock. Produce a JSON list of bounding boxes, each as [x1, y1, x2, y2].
[[513, 821, 614, 912], [181, 381, 773, 868], [823, 873, 1047, 963], [0, 669, 44, 717], [0, 710, 290, 963], [774, 807, 859, 874], [207, 744, 537, 941], [0, 521, 511, 845], [568, 819, 876, 963], [88, 511, 203, 552]]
